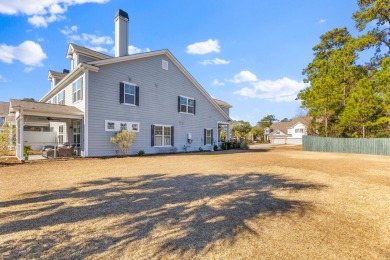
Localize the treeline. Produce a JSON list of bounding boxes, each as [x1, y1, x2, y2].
[[297, 0, 390, 138]]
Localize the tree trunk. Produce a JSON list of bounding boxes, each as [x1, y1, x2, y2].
[[362, 125, 365, 138]]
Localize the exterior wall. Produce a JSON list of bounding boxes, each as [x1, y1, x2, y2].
[[270, 137, 302, 145], [291, 122, 307, 138], [87, 54, 228, 156]]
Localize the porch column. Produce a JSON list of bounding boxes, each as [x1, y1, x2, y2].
[[227, 124, 231, 142], [15, 112, 24, 160]]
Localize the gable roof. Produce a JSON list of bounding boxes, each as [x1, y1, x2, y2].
[[67, 43, 112, 60], [270, 117, 310, 135], [48, 70, 68, 81], [213, 99, 232, 108], [87, 49, 232, 122]]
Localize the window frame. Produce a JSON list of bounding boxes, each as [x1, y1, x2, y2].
[[58, 90, 65, 105], [52, 95, 57, 104], [178, 95, 195, 115], [105, 120, 140, 132], [120, 82, 139, 106], [205, 128, 212, 145], [58, 125, 64, 144], [153, 124, 173, 147], [72, 76, 83, 103]]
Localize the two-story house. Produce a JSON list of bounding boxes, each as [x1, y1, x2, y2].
[[10, 9, 232, 159], [265, 117, 310, 145]]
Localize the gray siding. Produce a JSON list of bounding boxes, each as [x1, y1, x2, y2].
[[78, 55, 97, 64], [87, 54, 227, 156]]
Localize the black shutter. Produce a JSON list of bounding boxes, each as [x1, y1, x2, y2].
[[204, 129, 206, 145], [211, 129, 214, 145], [119, 82, 124, 104], [135, 86, 139, 106], [151, 125, 155, 147], [171, 126, 174, 146], [178, 96, 181, 112], [193, 100, 196, 114]]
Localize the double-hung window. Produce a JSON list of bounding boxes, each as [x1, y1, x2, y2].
[[152, 125, 174, 147], [52, 95, 57, 104], [73, 77, 83, 102], [120, 82, 139, 106], [178, 96, 195, 114], [58, 90, 65, 105], [204, 129, 213, 145]]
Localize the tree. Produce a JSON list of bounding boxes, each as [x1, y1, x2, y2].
[[281, 118, 290, 122], [339, 77, 385, 137], [110, 130, 136, 154], [231, 120, 252, 142], [353, 0, 390, 65], [257, 115, 277, 128]]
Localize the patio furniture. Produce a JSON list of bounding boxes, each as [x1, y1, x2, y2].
[[42, 145, 75, 158]]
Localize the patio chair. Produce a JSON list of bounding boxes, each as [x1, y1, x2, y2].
[[42, 148, 55, 158], [57, 145, 75, 157]]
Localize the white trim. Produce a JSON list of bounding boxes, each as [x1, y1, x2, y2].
[[179, 95, 195, 114], [121, 81, 137, 105], [84, 70, 89, 157], [153, 124, 172, 147], [105, 120, 140, 132]]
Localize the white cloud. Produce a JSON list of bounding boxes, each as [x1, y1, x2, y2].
[[0, 0, 110, 27], [319, 19, 326, 24], [228, 70, 258, 83], [186, 39, 220, 55], [128, 45, 151, 55], [67, 33, 113, 45], [200, 58, 230, 65], [88, 46, 109, 53], [212, 79, 225, 87], [234, 77, 307, 102], [0, 41, 47, 66], [24, 67, 34, 73], [0, 74, 9, 83], [60, 25, 78, 35]]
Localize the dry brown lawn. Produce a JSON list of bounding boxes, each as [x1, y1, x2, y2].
[[1, 146, 389, 259]]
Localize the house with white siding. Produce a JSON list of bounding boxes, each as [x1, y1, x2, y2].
[[265, 117, 310, 145], [9, 9, 232, 159]]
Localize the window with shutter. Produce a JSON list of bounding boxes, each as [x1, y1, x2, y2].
[[120, 82, 139, 106]]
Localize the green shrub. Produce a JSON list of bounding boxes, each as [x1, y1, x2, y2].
[[199, 147, 204, 152], [221, 142, 227, 150], [24, 145, 32, 155], [137, 150, 145, 156], [110, 130, 136, 155], [226, 142, 231, 150], [213, 144, 218, 151]]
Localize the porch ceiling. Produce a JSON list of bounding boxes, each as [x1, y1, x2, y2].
[[9, 99, 84, 120]]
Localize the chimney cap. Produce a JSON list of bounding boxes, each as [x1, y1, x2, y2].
[[115, 9, 129, 20]]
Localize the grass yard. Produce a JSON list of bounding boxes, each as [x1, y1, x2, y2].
[[0, 146, 389, 259]]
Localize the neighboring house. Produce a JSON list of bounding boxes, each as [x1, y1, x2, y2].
[[9, 9, 232, 159], [0, 101, 8, 126], [265, 117, 310, 145]]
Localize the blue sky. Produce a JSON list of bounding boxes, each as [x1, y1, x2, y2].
[[0, 0, 361, 125]]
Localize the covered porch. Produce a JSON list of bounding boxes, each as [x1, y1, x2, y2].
[[9, 100, 84, 160]]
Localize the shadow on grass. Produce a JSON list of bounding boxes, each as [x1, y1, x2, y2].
[[0, 173, 325, 258]]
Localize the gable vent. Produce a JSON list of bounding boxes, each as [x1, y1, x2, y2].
[[162, 60, 168, 70]]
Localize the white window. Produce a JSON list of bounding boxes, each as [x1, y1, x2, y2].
[[179, 96, 195, 114], [276, 130, 281, 135], [154, 125, 171, 146], [73, 77, 83, 103], [205, 129, 212, 145], [58, 125, 64, 144], [120, 122, 127, 131], [105, 120, 140, 132], [0, 117, 5, 125], [295, 128, 304, 133], [131, 123, 139, 132], [52, 95, 57, 104], [58, 90, 65, 105], [106, 121, 115, 131], [124, 84, 135, 105]]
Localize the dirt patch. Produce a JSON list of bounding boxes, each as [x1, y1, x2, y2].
[[0, 146, 389, 259]]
